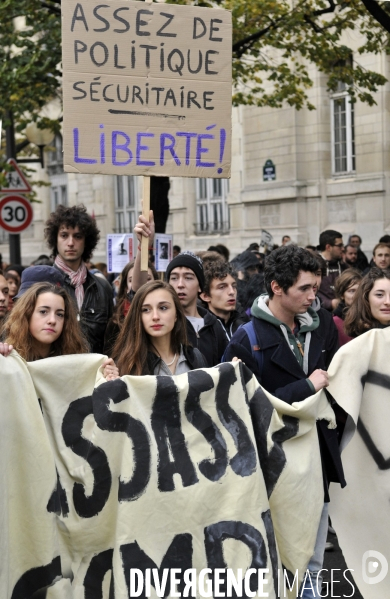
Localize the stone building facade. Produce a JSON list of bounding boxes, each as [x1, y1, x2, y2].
[[2, 42, 390, 265]]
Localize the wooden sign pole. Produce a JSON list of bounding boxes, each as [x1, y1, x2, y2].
[[141, 176, 151, 272]]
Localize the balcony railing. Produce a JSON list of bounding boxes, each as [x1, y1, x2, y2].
[[194, 221, 230, 235]]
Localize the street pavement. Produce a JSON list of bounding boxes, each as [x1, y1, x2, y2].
[[322, 529, 364, 598]]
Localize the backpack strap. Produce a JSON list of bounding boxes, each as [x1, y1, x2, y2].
[[222, 321, 263, 380], [242, 321, 264, 380]]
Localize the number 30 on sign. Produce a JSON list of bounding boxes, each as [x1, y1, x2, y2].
[[0, 194, 33, 233]]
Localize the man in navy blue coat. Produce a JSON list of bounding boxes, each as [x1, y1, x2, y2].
[[223, 245, 345, 598]]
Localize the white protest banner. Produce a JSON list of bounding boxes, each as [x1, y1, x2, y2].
[[107, 232, 135, 273], [0, 356, 334, 599], [62, 0, 232, 179], [154, 233, 172, 271], [328, 327, 390, 598]]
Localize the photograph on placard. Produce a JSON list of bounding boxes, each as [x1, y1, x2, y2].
[[106, 233, 134, 273], [155, 234, 172, 271]]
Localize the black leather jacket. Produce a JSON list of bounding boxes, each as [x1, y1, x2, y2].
[[185, 306, 228, 367], [55, 267, 113, 353]]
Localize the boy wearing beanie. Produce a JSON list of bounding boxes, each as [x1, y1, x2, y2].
[[166, 252, 227, 366]]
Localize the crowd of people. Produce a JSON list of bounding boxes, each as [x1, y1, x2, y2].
[[1, 204, 390, 598]]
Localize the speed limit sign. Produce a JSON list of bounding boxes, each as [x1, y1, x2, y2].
[[0, 194, 33, 233]]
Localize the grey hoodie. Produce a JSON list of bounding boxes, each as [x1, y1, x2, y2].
[[251, 294, 320, 390]]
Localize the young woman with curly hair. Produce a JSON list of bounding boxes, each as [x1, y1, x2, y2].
[[0, 283, 118, 379], [1, 282, 89, 360], [344, 267, 390, 337], [111, 280, 206, 376]]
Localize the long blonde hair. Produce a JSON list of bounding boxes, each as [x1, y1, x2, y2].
[[1, 282, 89, 360]]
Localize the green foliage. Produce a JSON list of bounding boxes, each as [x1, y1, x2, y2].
[[0, 0, 389, 135], [0, 0, 62, 133], [169, 0, 390, 109]]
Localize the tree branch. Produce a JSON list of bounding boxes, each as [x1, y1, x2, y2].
[[233, 23, 276, 57], [304, 15, 322, 33], [40, 1, 61, 13], [360, 0, 390, 33], [232, 2, 336, 58], [312, 0, 336, 17]]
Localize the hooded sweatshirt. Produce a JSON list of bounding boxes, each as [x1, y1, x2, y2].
[[251, 294, 320, 392]]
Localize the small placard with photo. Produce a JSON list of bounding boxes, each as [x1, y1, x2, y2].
[[107, 234, 135, 273], [154, 234, 173, 272]]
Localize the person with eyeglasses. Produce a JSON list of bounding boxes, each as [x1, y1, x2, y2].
[[317, 230, 347, 311]]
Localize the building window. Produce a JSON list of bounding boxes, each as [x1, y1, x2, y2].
[[195, 178, 230, 234], [115, 176, 138, 232], [331, 63, 356, 175], [47, 134, 64, 176], [0, 228, 9, 244], [51, 177, 68, 211], [47, 134, 68, 210]]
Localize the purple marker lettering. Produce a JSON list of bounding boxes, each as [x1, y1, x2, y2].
[[160, 134, 181, 166], [100, 124, 105, 164], [73, 128, 97, 164], [196, 134, 215, 168], [176, 132, 197, 165], [112, 131, 133, 166], [218, 128, 226, 174], [136, 133, 155, 166]]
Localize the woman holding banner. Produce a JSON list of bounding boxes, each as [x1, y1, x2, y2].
[[0, 282, 118, 379], [112, 280, 206, 376]]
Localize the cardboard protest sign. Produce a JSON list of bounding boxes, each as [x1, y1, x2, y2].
[[62, 0, 232, 178], [0, 356, 334, 599]]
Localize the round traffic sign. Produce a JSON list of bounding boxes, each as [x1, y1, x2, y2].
[[0, 194, 33, 233]]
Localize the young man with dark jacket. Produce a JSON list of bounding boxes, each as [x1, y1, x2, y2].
[[223, 245, 345, 599], [200, 261, 248, 341], [317, 229, 347, 311], [348, 234, 369, 272], [166, 252, 227, 366], [44, 205, 113, 353]]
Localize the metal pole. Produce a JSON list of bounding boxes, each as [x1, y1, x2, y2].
[[4, 110, 21, 265]]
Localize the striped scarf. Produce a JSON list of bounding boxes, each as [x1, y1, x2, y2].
[[55, 255, 87, 310]]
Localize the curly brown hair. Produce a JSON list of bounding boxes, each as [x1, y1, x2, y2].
[[1, 282, 89, 360], [44, 204, 100, 262], [344, 268, 390, 337], [203, 261, 237, 296], [112, 280, 188, 375]]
